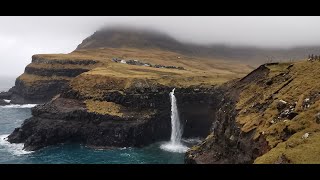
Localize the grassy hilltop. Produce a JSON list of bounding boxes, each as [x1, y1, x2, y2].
[[19, 47, 253, 100]]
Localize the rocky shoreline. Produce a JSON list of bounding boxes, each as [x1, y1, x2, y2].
[[7, 85, 220, 151], [8, 97, 170, 151], [6, 61, 317, 164], [2, 63, 281, 164]]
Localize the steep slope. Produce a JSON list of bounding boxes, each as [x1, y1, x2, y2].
[[76, 27, 320, 65], [8, 54, 100, 104], [186, 59, 320, 164]]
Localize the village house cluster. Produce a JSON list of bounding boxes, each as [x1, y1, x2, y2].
[[111, 58, 185, 70]]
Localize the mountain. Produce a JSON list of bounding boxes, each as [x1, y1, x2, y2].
[[76, 27, 320, 65], [76, 27, 190, 54]]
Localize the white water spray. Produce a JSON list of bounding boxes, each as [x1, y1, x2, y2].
[[0, 134, 33, 156], [160, 88, 188, 153], [0, 104, 38, 109]]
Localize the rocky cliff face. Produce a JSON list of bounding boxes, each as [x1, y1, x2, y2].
[[8, 85, 220, 151], [9, 78, 68, 104], [8, 97, 171, 151], [186, 61, 320, 164], [185, 65, 278, 164], [7, 55, 99, 104]]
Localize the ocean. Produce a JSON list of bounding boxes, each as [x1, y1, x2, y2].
[[0, 77, 198, 164]]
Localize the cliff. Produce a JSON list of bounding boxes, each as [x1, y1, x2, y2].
[[4, 44, 251, 104], [186, 60, 320, 164], [6, 47, 247, 150], [7, 54, 99, 104], [6, 46, 252, 151], [8, 87, 225, 151]]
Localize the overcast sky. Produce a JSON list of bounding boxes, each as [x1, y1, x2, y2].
[[1, 16, 320, 77]]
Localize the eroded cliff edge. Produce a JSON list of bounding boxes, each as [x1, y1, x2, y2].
[[186, 61, 320, 164], [6, 55, 99, 104], [7, 84, 222, 151]]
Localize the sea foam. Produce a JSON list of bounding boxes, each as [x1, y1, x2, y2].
[[0, 134, 33, 156], [0, 104, 38, 109]]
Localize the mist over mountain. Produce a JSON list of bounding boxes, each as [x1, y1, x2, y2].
[[76, 27, 320, 65], [76, 27, 190, 53]]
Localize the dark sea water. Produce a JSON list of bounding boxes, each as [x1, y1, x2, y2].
[[0, 77, 200, 164]]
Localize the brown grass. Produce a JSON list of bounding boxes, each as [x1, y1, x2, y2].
[[85, 100, 123, 117], [18, 73, 71, 86], [25, 48, 253, 91], [235, 60, 320, 163]]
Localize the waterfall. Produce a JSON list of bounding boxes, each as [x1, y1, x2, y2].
[[160, 88, 188, 153], [169, 88, 182, 144]]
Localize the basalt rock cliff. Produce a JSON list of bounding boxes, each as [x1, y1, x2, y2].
[[186, 61, 320, 164], [8, 87, 222, 151]]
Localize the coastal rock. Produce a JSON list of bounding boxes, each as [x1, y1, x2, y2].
[[0, 99, 9, 106], [9, 78, 69, 104], [8, 97, 171, 150], [0, 91, 12, 99], [8, 87, 219, 151], [7, 54, 99, 104]]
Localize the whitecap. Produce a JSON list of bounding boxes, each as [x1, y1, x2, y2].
[[0, 104, 38, 109], [0, 134, 33, 156], [120, 153, 131, 157]]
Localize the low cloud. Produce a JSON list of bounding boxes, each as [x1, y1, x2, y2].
[[1, 16, 320, 76]]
